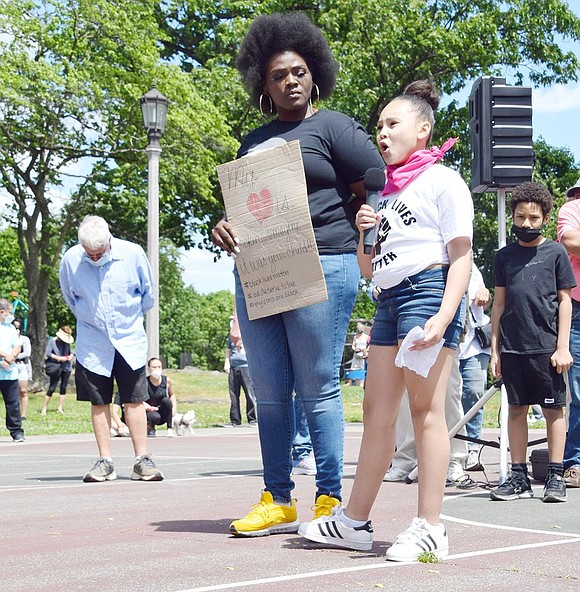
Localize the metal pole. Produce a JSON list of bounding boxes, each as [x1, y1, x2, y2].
[[497, 187, 509, 482], [499, 383, 510, 484], [497, 188, 507, 249], [146, 134, 161, 358]]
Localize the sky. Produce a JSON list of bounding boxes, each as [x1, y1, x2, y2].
[[182, 52, 580, 294]]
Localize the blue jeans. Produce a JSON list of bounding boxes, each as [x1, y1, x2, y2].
[[235, 253, 359, 503], [565, 301, 580, 468], [292, 395, 313, 461], [460, 353, 490, 450]]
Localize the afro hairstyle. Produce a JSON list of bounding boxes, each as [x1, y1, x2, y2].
[[509, 182, 553, 217], [235, 12, 338, 113]]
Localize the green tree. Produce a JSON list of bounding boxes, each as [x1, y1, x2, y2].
[[0, 0, 237, 380], [160, 0, 580, 133], [160, 0, 580, 274], [350, 279, 376, 325], [158, 241, 235, 369], [191, 290, 235, 369], [0, 227, 27, 300], [159, 241, 202, 368]]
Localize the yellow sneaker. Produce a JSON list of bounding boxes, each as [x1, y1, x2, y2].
[[312, 494, 340, 519], [229, 490, 300, 537]]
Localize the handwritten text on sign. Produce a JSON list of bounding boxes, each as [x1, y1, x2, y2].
[[216, 141, 327, 320]]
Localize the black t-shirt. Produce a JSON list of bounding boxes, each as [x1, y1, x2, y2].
[[146, 376, 168, 406], [493, 239, 576, 354], [237, 110, 384, 254]]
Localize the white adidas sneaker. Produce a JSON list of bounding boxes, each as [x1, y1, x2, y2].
[[386, 517, 448, 562], [298, 507, 373, 551]]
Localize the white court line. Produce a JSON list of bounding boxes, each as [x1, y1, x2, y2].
[[441, 513, 580, 538], [172, 537, 580, 592], [0, 454, 261, 461], [0, 472, 260, 493], [441, 488, 580, 537]]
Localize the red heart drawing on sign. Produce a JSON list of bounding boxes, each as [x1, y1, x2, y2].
[[247, 188, 273, 224]]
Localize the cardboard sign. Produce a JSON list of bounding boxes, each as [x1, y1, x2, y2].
[[216, 140, 327, 320]]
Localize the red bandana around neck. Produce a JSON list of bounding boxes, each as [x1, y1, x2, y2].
[[382, 137, 459, 196]]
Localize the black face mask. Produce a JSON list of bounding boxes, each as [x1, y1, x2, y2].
[[511, 224, 543, 243]]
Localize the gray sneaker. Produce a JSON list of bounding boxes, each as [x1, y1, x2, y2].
[[83, 458, 117, 482], [131, 454, 164, 481]]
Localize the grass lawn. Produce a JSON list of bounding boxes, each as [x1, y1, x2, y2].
[[8, 368, 543, 437]]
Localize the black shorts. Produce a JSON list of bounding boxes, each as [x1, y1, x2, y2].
[[501, 352, 566, 408], [75, 350, 147, 406]]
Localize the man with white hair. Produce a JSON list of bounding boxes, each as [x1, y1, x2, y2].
[[59, 215, 163, 482]]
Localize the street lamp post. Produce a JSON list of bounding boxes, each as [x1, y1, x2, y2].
[[140, 85, 169, 359]]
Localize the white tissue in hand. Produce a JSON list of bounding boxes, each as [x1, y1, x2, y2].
[[394, 326, 445, 378]]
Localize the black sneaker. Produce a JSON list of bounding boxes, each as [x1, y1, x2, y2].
[[490, 472, 533, 501], [543, 473, 567, 503]]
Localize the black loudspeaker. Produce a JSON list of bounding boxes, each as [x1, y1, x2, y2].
[[469, 76, 534, 194]]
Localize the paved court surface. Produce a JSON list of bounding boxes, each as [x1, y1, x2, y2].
[[1, 424, 579, 592]]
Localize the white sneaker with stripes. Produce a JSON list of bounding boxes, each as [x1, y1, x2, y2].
[[298, 507, 373, 551], [386, 517, 448, 562]]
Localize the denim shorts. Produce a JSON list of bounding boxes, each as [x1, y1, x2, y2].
[[370, 266, 465, 349]]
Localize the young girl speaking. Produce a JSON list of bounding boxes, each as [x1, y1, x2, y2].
[[299, 80, 473, 561]]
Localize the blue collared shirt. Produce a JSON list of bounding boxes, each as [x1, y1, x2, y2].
[[59, 237, 154, 377], [0, 323, 19, 380]]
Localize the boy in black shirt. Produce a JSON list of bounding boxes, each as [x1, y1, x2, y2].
[[490, 182, 575, 503]]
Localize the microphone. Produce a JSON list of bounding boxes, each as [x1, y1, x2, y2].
[[362, 167, 386, 254]]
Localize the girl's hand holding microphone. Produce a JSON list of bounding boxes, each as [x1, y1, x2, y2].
[[356, 205, 380, 241]]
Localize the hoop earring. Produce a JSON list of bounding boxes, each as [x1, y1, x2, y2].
[[310, 83, 320, 105], [259, 94, 273, 117]]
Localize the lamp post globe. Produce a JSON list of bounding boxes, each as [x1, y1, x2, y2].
[[140, 85, 169, 140]]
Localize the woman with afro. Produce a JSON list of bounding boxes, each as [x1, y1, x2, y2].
[[212, 12, 383, 537]]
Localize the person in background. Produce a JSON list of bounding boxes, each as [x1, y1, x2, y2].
[[59, 215, 163, 483], [12, 318, 31, 420], [459, 264, 491, 471], [346, 322, 370, 386], [292, 395, 316, 476], [145, 357, 177, 437], [212, 12, 384, 537], [490, 182, 574, 503], [110, 393, 130, 437], [41, 326, 74, 416], [528, 405, 545, 424], [224, 312, 257, 427], [557, 177, 580, 488], [0, 299, 24, 442]]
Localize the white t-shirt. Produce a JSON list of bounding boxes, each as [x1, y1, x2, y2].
[[459, 264, 491, 360], [371, 164, 473, 289]]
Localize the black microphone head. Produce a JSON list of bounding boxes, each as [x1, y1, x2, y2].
[[363, 167, 386, 192]]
